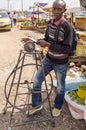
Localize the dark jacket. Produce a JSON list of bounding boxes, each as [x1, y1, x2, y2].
[[44, 19, 73, 64]]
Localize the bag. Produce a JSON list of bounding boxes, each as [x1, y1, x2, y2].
[[58, 23, 78, 56]]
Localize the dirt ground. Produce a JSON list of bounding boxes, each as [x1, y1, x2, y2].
[[0, 27, 86, 130]]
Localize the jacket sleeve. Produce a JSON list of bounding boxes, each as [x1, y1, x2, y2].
[[43, 21, 50, 42], [61, 24, 73, 54]]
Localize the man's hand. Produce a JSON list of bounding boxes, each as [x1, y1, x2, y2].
[[21, 38, 29, 43], [37, 39, 50, 48]]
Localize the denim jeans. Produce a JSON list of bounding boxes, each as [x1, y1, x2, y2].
[[32, 57, 69, 109]]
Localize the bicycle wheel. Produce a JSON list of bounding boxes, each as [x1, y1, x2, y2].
[[4, 63, 53, 111]]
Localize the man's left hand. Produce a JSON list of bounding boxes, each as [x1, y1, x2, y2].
[[37, 39, 50, 48]]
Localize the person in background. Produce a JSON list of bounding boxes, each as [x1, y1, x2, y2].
[[21, 0, 73, 117], [12, 11, 17, 26], [8, 12, 13, 27]]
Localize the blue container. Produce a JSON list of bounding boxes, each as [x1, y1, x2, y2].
[[53, 77, 86, 92]]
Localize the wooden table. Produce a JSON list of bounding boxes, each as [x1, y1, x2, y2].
[[69, 56, 86, 64]]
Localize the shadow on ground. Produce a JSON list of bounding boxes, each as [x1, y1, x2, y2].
[[0, 101, 86, 130]]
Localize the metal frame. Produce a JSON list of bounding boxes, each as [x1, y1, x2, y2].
[[3, 47, 55, 130]]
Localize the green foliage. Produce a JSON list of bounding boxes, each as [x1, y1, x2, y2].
[[23, 21, 29, 26], [68, 90, 85, 105], [39, 19, 47, 25], [78, 84, 86, 90]]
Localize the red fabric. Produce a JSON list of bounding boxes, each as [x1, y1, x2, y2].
[[51, 17, 63, 26]]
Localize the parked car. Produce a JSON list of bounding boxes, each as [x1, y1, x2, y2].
[[0, 11, 11, 31]]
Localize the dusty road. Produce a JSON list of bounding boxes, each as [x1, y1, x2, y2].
[[0, 27, 86, 130], [0, 27, 43, 84]]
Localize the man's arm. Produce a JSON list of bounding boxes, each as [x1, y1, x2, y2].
[[61, 24, 73, 54], [37, 39, 50, 48]]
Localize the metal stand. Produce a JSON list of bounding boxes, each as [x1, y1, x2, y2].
[[3, 47, 55, 130]]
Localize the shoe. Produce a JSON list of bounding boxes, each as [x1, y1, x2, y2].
[[26, 105, 43, 115], [52, 108, 61, 117]]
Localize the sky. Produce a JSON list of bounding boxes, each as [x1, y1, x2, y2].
[[0, 0, 70, 11]]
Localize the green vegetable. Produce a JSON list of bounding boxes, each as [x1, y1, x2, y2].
[[78, 84, 86, 90], [68, 90, 85, 105]]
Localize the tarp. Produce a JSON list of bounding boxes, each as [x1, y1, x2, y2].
[[67, 0, 81, 13], [29, 5, 47, 14], [43, 3, 52, 9], [36, 3, 48, 7]]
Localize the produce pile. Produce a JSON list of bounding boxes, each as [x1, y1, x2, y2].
[[69, 62, 86, 77], [78, 84, 86, 90], [76, 39, 86, 57], [68, 84, 86, 105]]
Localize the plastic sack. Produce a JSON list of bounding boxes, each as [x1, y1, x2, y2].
[[65, 91, 85, 120], [84, 99, 86, 121]]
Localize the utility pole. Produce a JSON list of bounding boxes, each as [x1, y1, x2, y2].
[[21, 0, 23, 15], [8, 0, 10, 11], [10, 3, 12, 11]]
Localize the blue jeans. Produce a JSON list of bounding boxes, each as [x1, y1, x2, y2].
[[32, 57, 69, 109]]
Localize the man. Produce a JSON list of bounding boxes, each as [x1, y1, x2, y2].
[[21, 0, 73, 117], [12, 11, 17, 26]]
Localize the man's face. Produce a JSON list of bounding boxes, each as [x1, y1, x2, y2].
[[52, 2, 66, 21]]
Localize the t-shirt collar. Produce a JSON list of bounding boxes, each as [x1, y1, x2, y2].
[[51, 17, 63, 26]]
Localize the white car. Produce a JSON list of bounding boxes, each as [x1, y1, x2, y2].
[[0, 11, 11, 31]]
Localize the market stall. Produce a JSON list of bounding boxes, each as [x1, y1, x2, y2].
[[64, 0, 86, 120]]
